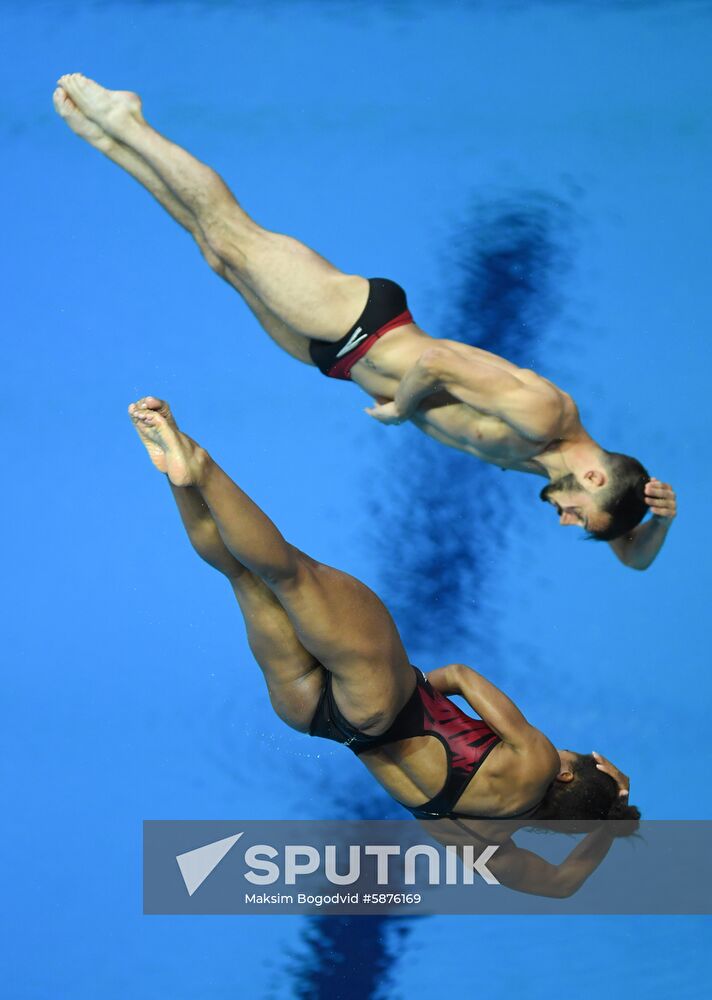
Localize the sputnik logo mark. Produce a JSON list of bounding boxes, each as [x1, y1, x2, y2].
[[176, 833, 243, 896]]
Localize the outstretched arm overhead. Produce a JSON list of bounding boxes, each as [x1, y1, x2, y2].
[[366, 345, 565, 442], [608, 478, 677, 570]]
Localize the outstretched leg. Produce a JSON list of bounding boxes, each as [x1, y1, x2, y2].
[[53, 85, 315, 365], [130, 396, 323, 730], [58, 75, 369, 346], [129, 397, 414, 733]]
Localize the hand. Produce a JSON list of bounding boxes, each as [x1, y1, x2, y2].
[[644, 478, 677, 521], [592, 751, 630, 798], [364, 401, 406, 425]]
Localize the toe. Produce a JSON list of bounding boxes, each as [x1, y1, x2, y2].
[[54, 88, 74, 114]]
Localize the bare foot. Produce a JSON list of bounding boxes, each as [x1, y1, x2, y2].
[[128, 397, 205, 486], [53, 86, 114, 152], [57, 73, 143, 138]]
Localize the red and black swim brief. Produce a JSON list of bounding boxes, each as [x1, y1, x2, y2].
[[308, 277, 413, 381]]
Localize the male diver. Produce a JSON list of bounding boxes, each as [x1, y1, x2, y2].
[[54, 75, 677, 568], [127, 393, 638, 832]]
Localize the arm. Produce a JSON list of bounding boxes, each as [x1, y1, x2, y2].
[[427, 663, 538, 747], [420, 816, 615, 898], [366, 346, 564, 441], [495, 752, 630, 895], [489, 827, 615, 897], [494, 753, 630, 895], [365, 349, 451, 423], [608, 479, 677, 570]]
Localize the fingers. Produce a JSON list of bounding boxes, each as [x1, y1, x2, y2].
[[592, 751, 629, 797], [645, 479, 673, 497], [364, 403, 403, 425], [644, 478, 677, 518], [595, 768, 629, 797], [592, 751, 613, 772], [647, 500, 675, 514]]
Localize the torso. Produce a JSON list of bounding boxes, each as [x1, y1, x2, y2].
[[339, 671, 558, 820], [359, 732, 556, 820], [350, 324, 578, 472]]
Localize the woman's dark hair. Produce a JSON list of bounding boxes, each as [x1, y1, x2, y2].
[[532, 753, 641, 837], [587, 452, 650, 542]]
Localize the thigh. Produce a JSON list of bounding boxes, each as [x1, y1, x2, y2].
[[208, 207, 370, 341], [272, 553, 414, 731], [224, 265, 316, 366], [197, 228, 312, 363], [232, 572, 324, 733]]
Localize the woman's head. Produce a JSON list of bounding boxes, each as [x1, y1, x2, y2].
[[533, 751, 640, 835]]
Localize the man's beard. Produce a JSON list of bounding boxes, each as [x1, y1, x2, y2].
[[539, 473, 581, 502]]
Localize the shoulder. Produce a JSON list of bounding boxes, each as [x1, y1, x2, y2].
[[503, 379, 569, 441], [485, 731, 558, 814], [511, 728, 560, 779]]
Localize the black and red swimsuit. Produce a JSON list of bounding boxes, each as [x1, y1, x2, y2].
[[309, 667, 502, 819], [308, 277, 414, 381]]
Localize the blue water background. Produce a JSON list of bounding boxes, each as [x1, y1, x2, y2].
[[3, 1, 712, 996]]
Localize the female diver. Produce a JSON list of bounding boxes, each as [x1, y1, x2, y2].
[[128, 395, 639, 836]]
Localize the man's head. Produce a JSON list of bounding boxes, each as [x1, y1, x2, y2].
[[540, 452, 650, 540], [534, 751, 640, 830]]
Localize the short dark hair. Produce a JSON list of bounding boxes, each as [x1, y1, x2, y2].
[[533, 753, 641, 836], [588, 452, 650, 542]]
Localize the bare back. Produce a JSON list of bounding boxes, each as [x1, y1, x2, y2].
[[359, 731, 555, 819]]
